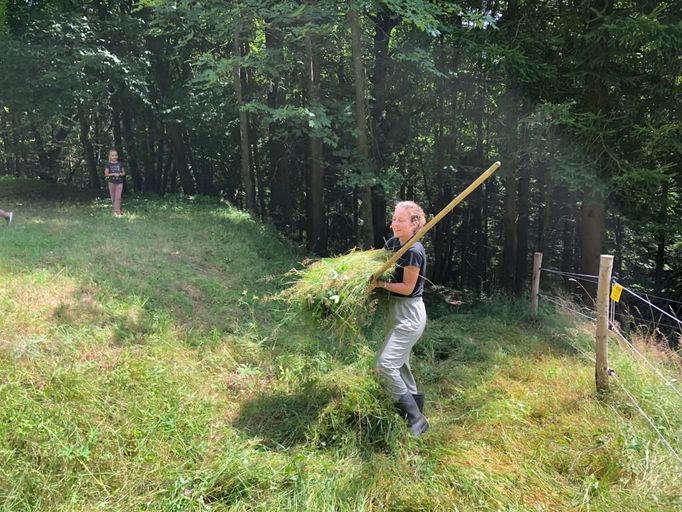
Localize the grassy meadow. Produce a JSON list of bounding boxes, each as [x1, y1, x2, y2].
[[0, 177, 680, 511]]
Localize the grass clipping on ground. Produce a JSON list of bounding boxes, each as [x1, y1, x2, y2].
[[281, 249, 395, 333]]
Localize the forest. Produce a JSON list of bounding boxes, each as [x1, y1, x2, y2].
[[2, 3, 682, 510], [1, 0, 680, 298]]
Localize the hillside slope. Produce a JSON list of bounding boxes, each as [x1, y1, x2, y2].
[[1, 178, 680, 512]]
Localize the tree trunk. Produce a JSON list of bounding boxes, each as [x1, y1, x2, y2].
[[514, 151, 530, 295], [579, 0, 613, 282], [141, 119, 156, 193], [265, 23, 292, 230], [305, 27, 326, 254], [369, 8, 400, 246], [655, 179, 669, 287], [536, 164, 552, 256], [161, 150, 172, 195], [111, 96, 123, 154], [185, 131, 201, 193], [431, 39, 453, 284], [35, 124, 70, 179], [9, 114, 21, 175], [77, 104, 100, 191], [147, 33, 195, 195], [120, 106, 143, 192], [501, 91, 519, 294], [470, 64, 488, 293], [431, 125, 446, 282], [93, 111, 102, 165], [250, 120, 265, 216], [579, 198, 605, 279], [498, 0, 522, 293], [349, 4, 374, 248], [166, 121, 195, 194], [149, 123, 162, 194], [167, 161, 178, 194], [613, 212, 623, 278], [155, 122, 165, 194], [458, 204, 471, 288], [655, 236, 665, 286], [233, 29, 257, 214], [561, 204, 575, 273], [470, 182, 485, 293], [0, 113, 8, 174], [482, 179, 492, 294]]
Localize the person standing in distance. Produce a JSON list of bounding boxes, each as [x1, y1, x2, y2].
[[371, 200, 429, 436], [0, 210, 13, 225], [104, 149, 125, 216]]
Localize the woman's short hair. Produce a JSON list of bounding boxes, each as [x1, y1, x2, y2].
[[395, 201, 426, 234]]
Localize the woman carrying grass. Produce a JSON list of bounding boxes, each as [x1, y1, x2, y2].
[[370, 201, 429, 436]]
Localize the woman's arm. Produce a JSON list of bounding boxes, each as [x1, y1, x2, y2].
[[374, 265, 420, 296]]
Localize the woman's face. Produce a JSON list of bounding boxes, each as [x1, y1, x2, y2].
[[391, 207, 414, 240], [109, 151, 118, 162]]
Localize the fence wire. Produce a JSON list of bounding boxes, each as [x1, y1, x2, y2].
[[613, 310, 682, 334], [540, 268, 600, 283], [619, 284, 682, 329], [537, 293, 597, 322], [610, 326, 682, 401], [538, 266, 682, 468], [611, 372, 682, 466]]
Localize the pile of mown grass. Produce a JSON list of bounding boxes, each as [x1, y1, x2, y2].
[[280, 249, 395, 333], [233, 369, 405, 452]]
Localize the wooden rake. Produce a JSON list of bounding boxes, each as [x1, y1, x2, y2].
[[370, 160, 502, 283]]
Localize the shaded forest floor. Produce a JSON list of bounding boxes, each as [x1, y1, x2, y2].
[[1, 177, 681, 511]]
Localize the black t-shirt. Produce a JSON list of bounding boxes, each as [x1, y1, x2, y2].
[[105, 161, 124, 184], [384, 236, 427, 298]]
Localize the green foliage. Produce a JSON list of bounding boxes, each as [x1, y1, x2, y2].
[[0, 0, 6, 39]]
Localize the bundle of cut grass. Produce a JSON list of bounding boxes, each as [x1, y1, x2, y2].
[[281, 249, 395, 332]]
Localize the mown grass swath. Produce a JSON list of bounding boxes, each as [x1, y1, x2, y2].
[[280, 249, 395, 333]]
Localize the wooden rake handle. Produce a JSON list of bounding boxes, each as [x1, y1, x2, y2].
[[371, 161, 502, 282]]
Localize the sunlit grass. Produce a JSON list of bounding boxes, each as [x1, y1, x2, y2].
[[0, 177, 680, 511]]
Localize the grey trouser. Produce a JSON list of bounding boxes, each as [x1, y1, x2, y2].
[[376, 296, 427, 399]]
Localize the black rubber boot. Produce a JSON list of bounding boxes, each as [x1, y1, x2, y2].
[[396, 393, 425, 418], [396, 393, 429, 437], [413, 393, 424, 414]]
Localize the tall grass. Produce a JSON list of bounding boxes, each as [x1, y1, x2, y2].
[[0, 178, 680, 511]]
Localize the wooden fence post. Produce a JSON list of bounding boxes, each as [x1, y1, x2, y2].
[[595, 254, 614, 394], [530, 252, 543, 320]]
